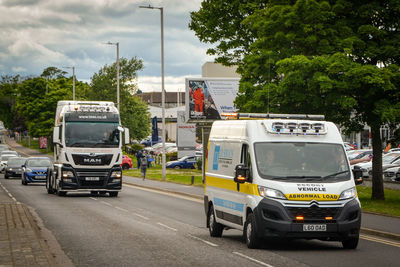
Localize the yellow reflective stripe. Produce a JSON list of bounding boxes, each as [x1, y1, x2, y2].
[[285, 193, 340, 201], [205, 176, 259, 196]]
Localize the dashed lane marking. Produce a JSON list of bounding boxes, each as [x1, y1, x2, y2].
[[115, 206, 129, 212], [133, 213, 149, 220], [100, 201, 113, 207], [232, 252, 274, 267], [89, 197, 98, 201], [187, 234, 218, 247], [0, 182, 18, 202], [157, 222, 178, 232]]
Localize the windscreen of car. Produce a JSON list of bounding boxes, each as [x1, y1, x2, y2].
[[254, 142, 350, 182], [382, 153, 400, 164], [26, 159, 51, 167], [65, 122, 120, 148], [1, 155, 16, 161], [7, 158, 26, 167]]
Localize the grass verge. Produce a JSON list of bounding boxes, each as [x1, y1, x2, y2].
[[17, 138, 53, 156], [357, 186, 400, 217]]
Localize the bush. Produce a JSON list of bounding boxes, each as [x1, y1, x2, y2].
[[196, 158, 202, 170], [166, 151, 177, 161], [125, 143, 144, 154]]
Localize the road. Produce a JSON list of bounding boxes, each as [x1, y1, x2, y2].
[[1, 173, 400, 267]]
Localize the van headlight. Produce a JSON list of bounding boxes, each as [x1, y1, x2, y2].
[[258, 186, 287, 199], [339, 187, 357, 200]]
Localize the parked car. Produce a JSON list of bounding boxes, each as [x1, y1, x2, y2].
[[343, 142, 356, 151], [166, 155, 198, 169], [140, 137, 162, 147], [354, 152, 400, 178], [121, 155, 132, 170], [21, 157, 52, 185], [0, 154, 17, 173], [347, 149, 372, 161], [144, 142, 176, 154], [0, 144, 9, 152], [383, 166, 400, 182], [4, 157, 26, 179], [1, 150, 18, 157]]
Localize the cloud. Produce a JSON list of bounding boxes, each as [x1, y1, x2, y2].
[[0, 0, 213, 91]]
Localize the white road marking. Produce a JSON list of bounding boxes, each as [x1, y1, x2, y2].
[[115, 206, 129, 212], [100, 201, 113, 207], [0, 182, 17, 202], [232, 252, 274, 267], [133, 213, 149, 220], [89, 197, 98, 201], [187, 234, 218, 247], [157, 222, 178, 232]]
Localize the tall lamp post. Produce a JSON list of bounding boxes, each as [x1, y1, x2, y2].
[[105, 42, 120, 112], [63, 66, 75, 100], [139, 5, 166, 181]]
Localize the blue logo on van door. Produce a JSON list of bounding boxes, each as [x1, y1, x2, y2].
[[213, 145, 220, 170]]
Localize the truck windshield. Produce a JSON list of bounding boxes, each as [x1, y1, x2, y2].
[[65, 122, 119, 148], [254, 142, 350, 182]]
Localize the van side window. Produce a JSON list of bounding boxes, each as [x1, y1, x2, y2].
[[241, 144, 252, 181]]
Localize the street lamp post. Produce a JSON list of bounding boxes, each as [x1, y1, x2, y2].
[[63, 66, 76, 100], [139, 5, 166, 181], [105, 42, 120, 112]]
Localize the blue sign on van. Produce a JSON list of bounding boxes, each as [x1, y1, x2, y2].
[[213, 145, 220, 170]]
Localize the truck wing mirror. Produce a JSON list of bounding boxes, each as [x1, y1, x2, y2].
[[124, 127, 130, 145], [234, 164, 249, 184], [53, 127, 60, 144], [352, 169, 363, 185]]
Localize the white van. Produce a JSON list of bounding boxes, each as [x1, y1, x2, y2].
[[204, 114, 362, 249]]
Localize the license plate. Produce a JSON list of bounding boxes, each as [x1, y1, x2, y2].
[[86, 177, 100, 181], [303, 224, 326, 231], [35, 176, 46, 179]]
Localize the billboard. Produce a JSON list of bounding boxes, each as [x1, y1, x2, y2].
[[186, 78, 240, 122]]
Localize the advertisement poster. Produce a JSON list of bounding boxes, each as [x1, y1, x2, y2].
[[177, 111, 196, 158], [186, 78, 239, 121], [39, 136, 47, 149]]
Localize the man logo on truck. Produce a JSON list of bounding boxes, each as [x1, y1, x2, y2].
[[83, 158, 102, 164]]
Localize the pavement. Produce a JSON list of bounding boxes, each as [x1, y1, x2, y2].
[[0, 136, 400, 267]]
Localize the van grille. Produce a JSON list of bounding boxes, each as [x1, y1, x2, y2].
[[286, 206, 341, 221]]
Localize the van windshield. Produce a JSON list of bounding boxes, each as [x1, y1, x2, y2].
[[254, 142, 350, 182]]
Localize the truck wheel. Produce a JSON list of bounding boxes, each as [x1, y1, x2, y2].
[[244, 213, 260, 249], [57, 190, 66, 197], [342, 237, 359, 249], [208, 204, 223, 237], [109, 192, 118, 197], [4, 174, 9, 179], [122, 164, 130, 170]]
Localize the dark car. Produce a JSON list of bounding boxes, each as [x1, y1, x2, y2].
[[22, 157, 52, 185], [166, 155, 198, 169], [4, 157, 26, 179]]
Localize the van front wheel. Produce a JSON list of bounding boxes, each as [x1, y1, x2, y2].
[[244, 213, 260, 249], [208, 205, 223, 237], [342, 237, 359, 249]]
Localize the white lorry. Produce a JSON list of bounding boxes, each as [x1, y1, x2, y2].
[[205, 113, 363, 249], [47, 101, 129, 197]]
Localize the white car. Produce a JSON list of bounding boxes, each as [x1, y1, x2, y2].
[[354, 152, 400, 178], [383, 166, 400, 182], [0, 154, 18, 172]]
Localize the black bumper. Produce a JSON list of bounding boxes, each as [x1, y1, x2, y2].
[[59, 165, 122, 191], [253, 198, 361, 241], [5, 170, 22, 178]]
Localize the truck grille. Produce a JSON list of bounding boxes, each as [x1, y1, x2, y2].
[[75, 170, 109, 188], [72, 154, 113, 166], [286, 206, 341, 221]]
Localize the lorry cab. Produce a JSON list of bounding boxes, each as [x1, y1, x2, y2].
[[204, 114, 362, 249]]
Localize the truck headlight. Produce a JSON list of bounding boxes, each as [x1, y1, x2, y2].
[[339, 187, 357, 200], [111, 171, 122, 178], [258, 186, 287, 200], [62, 170, 74, 178]]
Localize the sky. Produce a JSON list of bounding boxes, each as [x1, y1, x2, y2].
[[0, 0, 214, 92]]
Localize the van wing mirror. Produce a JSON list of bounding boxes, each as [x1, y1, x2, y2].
[[352, 169, 363, 185], [234, 164, 250, 184], [53, 127, 60, 144]]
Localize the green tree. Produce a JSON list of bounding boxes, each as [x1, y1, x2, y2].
[[0, 75, 21, 129], [191, 0, 400, 200], [88, 57, 150, 140]]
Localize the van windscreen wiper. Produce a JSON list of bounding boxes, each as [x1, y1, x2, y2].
[[284, 176, 322, 181], [322, 170, 349, 180]]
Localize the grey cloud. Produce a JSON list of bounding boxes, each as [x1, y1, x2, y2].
[[2, 0, 41, 7]]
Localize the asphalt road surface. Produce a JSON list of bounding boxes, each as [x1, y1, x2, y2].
[[1, 174, 400, 267]]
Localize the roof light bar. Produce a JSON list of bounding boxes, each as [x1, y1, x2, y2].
[[221, 113, 325, 120]]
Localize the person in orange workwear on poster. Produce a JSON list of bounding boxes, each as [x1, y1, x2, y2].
[[193, 86, 205, 114]]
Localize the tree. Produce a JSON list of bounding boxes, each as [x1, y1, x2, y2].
[[190, 0, 400, 200], [41, 67, 67, 80], [88, 57, 151, 140], [0, 75, 21, 129]]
